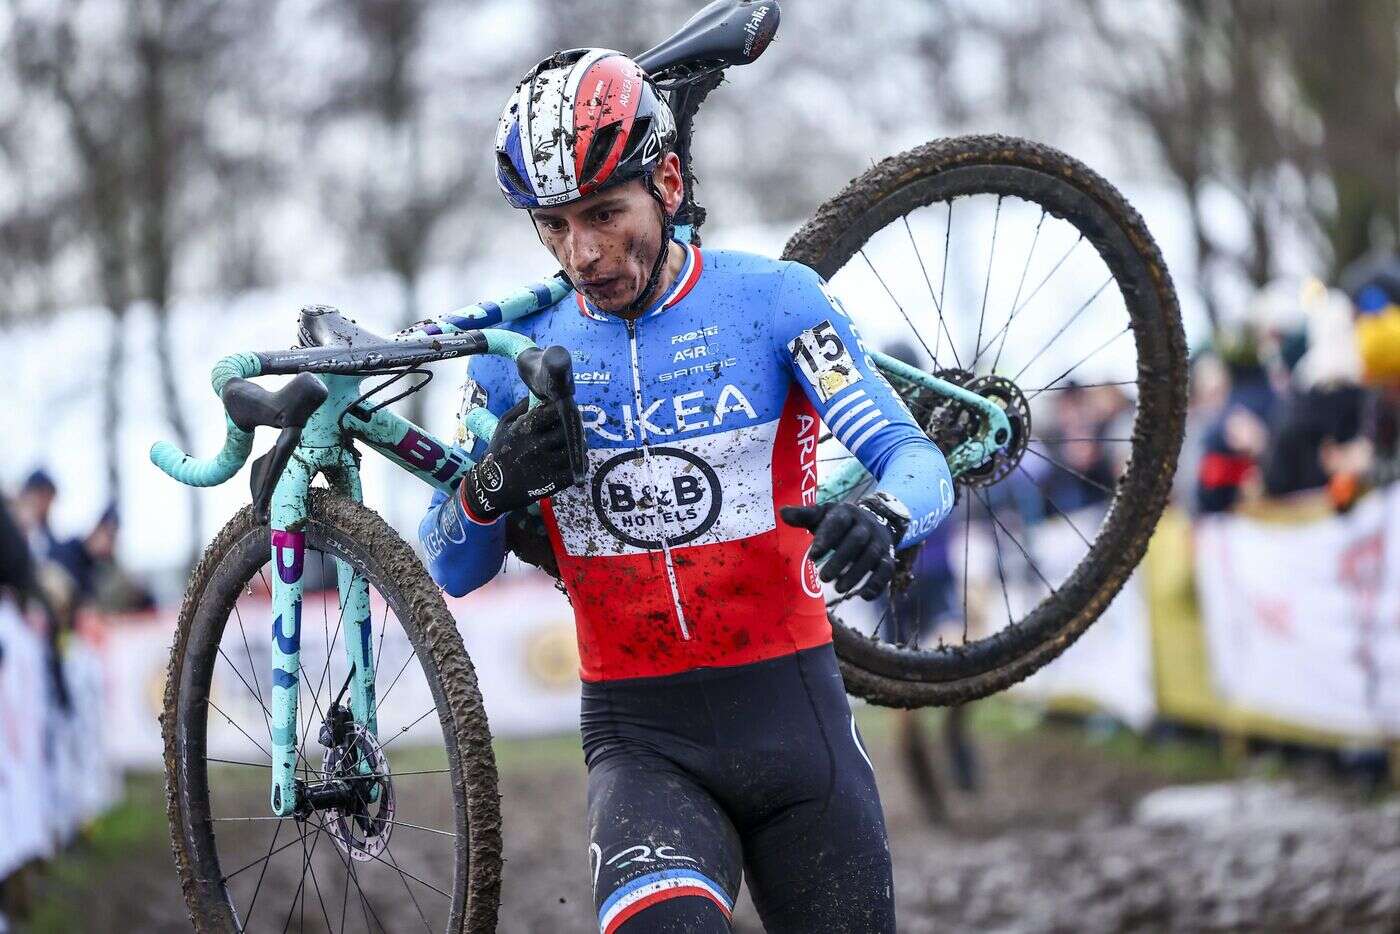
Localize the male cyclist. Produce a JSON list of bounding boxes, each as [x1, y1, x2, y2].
[[420, 49, 954, 933]]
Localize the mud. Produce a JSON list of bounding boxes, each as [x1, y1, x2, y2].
[[28, 711, 1400, 933]]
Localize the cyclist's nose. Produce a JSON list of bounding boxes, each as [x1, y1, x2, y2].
[[568, 225, 605, 275]]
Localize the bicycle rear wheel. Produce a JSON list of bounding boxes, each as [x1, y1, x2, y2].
[[163, 490, 502, 932], [784, 134, 1187, 707]]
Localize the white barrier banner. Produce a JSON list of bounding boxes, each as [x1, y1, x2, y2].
[[1195, 486, 1400, 738], [101, 570, 582, 769], [0, 601, 51, 878]]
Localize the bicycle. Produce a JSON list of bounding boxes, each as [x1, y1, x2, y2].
[[153, 0, 1186, 930]]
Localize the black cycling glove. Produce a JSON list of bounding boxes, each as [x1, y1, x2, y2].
[[458, 397, 580, 524], [780, 493, 911, 600]]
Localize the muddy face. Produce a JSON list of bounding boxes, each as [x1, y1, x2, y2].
[[531, 152, 685, 318]]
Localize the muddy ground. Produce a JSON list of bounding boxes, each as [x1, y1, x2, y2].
[[17, 707, 1400, 933]]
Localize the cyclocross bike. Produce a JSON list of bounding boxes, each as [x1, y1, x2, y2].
[[153, 1, 1187, 930]]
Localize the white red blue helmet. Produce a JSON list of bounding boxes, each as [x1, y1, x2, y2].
[[495, 49, 677, 210]]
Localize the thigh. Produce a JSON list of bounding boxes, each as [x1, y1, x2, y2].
[[741, 656, 897, 933], [588, 750, 742, 934]]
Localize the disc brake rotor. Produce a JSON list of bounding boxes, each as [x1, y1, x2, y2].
[[319, 724, 395, 862]]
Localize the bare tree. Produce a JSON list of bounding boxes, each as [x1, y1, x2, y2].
[[11, 0, 272, 570], [311, 0, 489, 431]]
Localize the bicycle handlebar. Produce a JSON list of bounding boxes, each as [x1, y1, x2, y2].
[[149, 328, 563, 489]]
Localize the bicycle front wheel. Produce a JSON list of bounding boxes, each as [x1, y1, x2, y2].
[[784, 135, 1187, 707], [163, 490, 502, 932]]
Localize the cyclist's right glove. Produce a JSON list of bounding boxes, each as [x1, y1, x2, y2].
[[458, 397, 579, 524]]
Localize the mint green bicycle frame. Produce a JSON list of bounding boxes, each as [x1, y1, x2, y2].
[[151, 228, 1011, 817]]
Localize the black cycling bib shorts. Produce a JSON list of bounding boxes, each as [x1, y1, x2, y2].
[[582, 643, 896, 933]]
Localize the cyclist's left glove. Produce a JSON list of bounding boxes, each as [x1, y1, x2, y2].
[[458, 397, 578, 524], [780, 492, 911, 600]]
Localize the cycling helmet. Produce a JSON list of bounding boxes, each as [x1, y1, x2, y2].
[[495, 48, 677, 210]]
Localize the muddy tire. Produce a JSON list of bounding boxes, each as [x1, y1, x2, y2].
[[162, 490, 502, 931], [783, 134, 1187, 708]]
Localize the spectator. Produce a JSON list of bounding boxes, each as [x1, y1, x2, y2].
[[49, 505, 155, 614], [13, 468, 57, 559], [1194, 328, 1275, 514], [1262, 282, 1367, 498]]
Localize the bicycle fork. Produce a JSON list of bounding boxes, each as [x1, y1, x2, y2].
[[267, 457, 378, 817]]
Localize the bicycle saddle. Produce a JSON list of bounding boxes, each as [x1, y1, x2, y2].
[[636, 0, 780, 76], [298, 304, 389, 349]]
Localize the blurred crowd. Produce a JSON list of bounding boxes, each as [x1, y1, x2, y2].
[[0, 468, 153, 656], [1181, 258, 1400, 518]]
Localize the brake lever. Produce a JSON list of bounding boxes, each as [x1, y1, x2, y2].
[[516, 345, 588, 486], [249, 426, 303, 525]]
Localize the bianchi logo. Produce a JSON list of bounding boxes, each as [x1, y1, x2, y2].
[[591, 447, 722, 549]]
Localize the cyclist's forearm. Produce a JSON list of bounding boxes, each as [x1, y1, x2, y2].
[[868, 431, 955, 548], [419, 490, 508, 597]]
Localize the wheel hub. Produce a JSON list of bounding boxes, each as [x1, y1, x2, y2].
[[901, 368, 1031, 490]]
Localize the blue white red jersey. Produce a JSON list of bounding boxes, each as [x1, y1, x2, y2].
[[420, 244, 954, 682]]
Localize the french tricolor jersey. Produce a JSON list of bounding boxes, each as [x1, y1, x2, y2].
[[421, 245, 954, 682]]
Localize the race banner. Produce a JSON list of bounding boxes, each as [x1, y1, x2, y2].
[[99, 569, 582, 769], [1194, 486, 1400, 738]]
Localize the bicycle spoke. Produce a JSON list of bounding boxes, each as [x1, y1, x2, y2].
[[207, 756, 274, 769], [303, 825, 335, 934], [379, 706, 441, 752], [311, 811, 386, 934], [353, 838, 453, 900], [976, 233, 1082, 366], [1012, 275, 1113, 383], [241, 818, 284, 928], [217, 647, 274, 744], [377, 817, 456, 839], [1016, 464, 1093, 551], [940, 201, 953, 345], [221, 821, 312, 883], [976, 491, 1016, 628], [370, 648, 418, 723], [1024, 444, 1116, 497], [970, 196, 1002, 370], [861, 248, 940, 369], [990, 209, 1045, 371], [1032, 436, 1133, 444], [208, 697, 273, 762], [979, 494, 1057, 594], [1024, 325, 1133, 402], [385, 841, 435, 933], [232, 603, 268, 729], [281, 820, 315, 934], [1028, 379, 1135, 393], [902, 213, 960, 368]]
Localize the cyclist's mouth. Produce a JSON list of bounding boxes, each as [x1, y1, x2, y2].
[[581, 276, 624, 301]]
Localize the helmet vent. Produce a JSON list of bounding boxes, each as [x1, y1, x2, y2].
[[580, 121, 622, 186]]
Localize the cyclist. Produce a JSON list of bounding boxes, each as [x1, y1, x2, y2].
[[420, 48, 954, 933]]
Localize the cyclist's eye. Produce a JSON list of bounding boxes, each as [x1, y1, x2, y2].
[[540, 218, 565, 234], [595, 210, 614, 224]]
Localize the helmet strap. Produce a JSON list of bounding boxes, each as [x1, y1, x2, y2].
[[619, 175, 676, 317]]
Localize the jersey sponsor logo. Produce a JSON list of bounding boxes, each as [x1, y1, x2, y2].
[[576, 370, 611, 384], [670, 325, 719, 344], [477, 459, 504, 493], [603, 843, 699, 872], [795, 412, 824, 597], [789, 319, 862, 402], [592, 447, 723, 549], [437, 497, 467, 545], [552, 422, 779, 557], [657, 358, 737, 382], [578, 383, 758, 441]]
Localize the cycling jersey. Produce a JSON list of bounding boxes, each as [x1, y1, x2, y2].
[[420, 243, 954, 681]]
